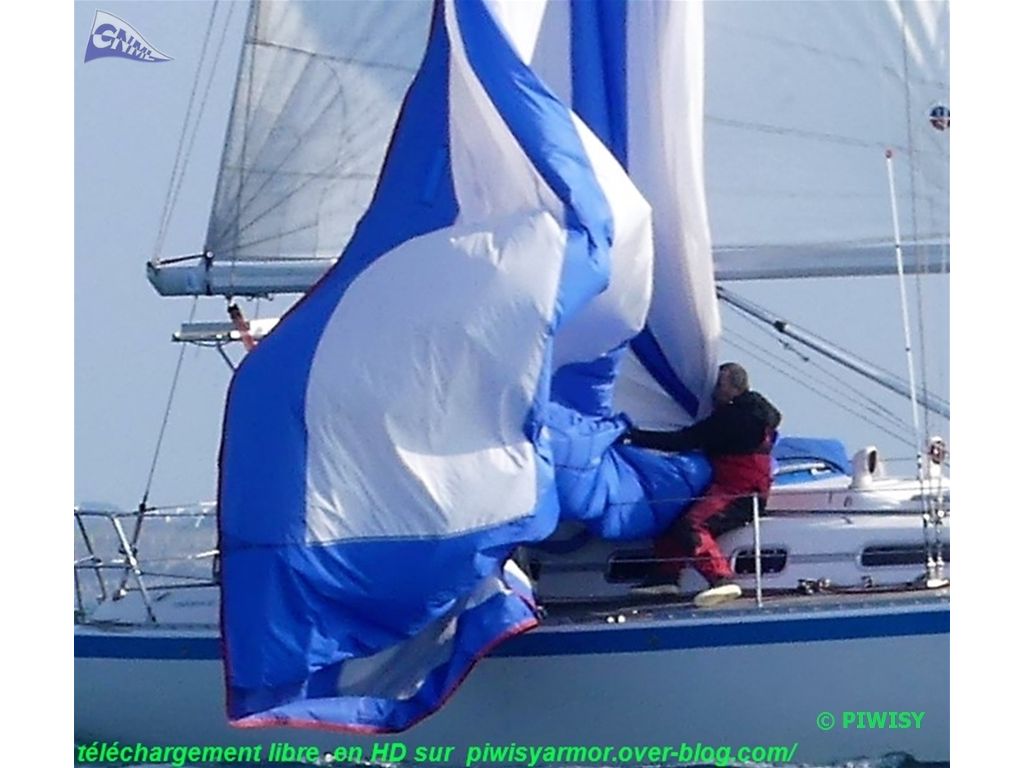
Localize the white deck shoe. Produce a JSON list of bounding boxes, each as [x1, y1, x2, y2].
[[693, 581, 742, 608]]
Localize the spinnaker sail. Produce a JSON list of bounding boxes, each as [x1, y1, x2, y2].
[[219, 0, 710, 731]]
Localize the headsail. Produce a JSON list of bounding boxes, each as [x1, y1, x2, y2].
[[148, 1, 432, 296], [219, 0, 709, 732]]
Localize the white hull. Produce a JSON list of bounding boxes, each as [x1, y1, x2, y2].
[[75, 592, 948, 765], [76, 471, 949, 765]]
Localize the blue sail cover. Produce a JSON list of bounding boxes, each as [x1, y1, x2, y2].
[[771, 436, 852, 485], [219, 0, 710, 732]]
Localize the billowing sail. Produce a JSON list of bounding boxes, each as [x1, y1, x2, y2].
[[219, 0, 709, 732], [525, 1, 720, 426], [150, 0, 719, 423]]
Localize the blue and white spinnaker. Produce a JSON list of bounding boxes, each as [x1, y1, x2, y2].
[[219, 0, 710, 732]]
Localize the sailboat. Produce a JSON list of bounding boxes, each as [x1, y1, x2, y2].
[[75, 0, 949, 764]]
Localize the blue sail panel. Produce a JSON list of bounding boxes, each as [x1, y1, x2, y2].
[[771, 436, 852, 485], [544, 402, 712, 540]]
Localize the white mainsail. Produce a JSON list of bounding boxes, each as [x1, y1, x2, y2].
[[705, 0, 949, 279]]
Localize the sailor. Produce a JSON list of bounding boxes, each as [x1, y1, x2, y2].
[[622, 363, 781, 606]]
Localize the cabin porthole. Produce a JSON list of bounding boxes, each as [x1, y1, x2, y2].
[[860, 543, 950, 568], [606, 550, 658, 582], [733, 548, 788, 575]]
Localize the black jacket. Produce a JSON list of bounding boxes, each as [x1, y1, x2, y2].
[[625, 391, 781, 456]]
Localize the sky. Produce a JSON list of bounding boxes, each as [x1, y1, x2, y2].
[[75, 1, 248, 509], [19, 0, 1012, 763]]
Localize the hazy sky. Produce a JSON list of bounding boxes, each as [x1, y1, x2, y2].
[[73, 0, 949, 510], [76, 2, 248, 508]]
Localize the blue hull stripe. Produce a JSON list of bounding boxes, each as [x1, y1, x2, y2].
[[76, 607, 948, 661]]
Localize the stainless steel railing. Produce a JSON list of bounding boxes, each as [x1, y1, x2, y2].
[[74, 503, 217, 624]]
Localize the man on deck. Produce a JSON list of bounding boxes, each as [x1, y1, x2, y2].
[[622, 363, 781, 607]]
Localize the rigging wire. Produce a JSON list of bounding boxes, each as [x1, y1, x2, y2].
[[723, 304, 920, 435], [140, 298, 199, 507], [800, 350, 915, 431], [898, 4, 934, 446], [897, 3, 937, 450], [720, 331, 921, 450], [721, 326, 915, 446], [141, 3, 238, 505], [722, 284, 934, 394], [720, 307, 921, 448], [152, 1, 222, 262], [897, 2, 951, 446], [159, 1, 239, 259], [720, 294, 929, 436]]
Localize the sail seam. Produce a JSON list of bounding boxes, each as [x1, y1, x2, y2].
[[217, 166, 377, 180], [707, 116, 934, 154], [215, 56, 386, 252], [249, 40, 419, 73], [219, 50, 322, 238], [706, 21, 944, 90]]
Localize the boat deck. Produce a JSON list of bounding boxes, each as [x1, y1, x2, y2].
[[539, 582, 950, 627]]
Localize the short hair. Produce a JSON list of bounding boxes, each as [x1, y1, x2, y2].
[[718, 362, 749, 393]]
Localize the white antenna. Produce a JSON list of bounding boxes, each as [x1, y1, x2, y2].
[[884, 149, 924, 478]]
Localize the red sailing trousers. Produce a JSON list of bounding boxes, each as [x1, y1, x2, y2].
[[653, 453, 773, 584]]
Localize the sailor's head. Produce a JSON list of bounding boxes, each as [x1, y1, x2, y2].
[[713, 362, 748, 407]]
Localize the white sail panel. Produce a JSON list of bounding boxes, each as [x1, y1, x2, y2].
[[623, 0, 718, 421], [205, 1, 431, 274], [305, 215, 565, 544]]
